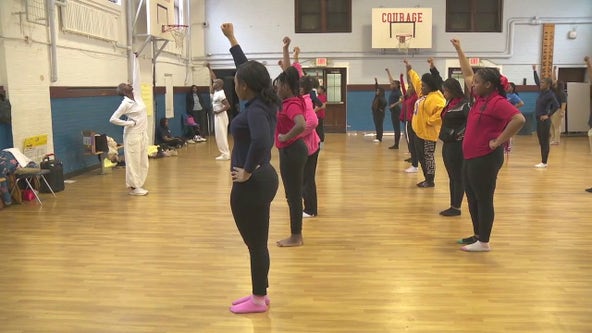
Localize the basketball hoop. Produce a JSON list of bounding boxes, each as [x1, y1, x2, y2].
[[162, 24, 188, 48], [396, 34, 412, 54]]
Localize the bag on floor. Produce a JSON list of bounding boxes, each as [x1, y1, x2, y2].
[[40, 153, 65, 193], [22, 189, 35, 201]]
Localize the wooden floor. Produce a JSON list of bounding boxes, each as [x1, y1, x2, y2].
[[1, 133, 591, 333]]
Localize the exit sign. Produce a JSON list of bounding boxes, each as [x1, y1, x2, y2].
[[469, 57, 480, 66], [316, 58, 327, 66]]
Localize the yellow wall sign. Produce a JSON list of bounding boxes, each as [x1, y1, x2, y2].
[[23, 134, 48, 161], [141, 83, 154, 117]]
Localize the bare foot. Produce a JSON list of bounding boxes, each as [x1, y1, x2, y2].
[[276, 234, 303, 247]]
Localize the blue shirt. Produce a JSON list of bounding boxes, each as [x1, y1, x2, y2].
[[388, 89, 402, 112], [506, 93, 523, 107]]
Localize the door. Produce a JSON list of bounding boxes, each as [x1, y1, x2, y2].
[[303, 67, 347, 133]]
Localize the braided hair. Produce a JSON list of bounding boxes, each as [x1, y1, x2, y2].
[[475, 68, 506, 98]]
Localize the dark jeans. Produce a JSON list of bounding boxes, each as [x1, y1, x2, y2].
[[463, 147, 504, 243], [279, 139, 308, 235], [316, 118, 325, 143], [230, 164, 279, 296], [390, 109, 401, 147], [372, 110, 385, 141], [160, 137, 185, 150], [405, 122, 418, 167], [302, 148, 320, 216], [536, 118, 551, 164], [414, 137, 436, 183], [442, 141, 464, 208]]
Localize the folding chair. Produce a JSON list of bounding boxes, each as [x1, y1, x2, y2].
[[10, 168, 56, 206]]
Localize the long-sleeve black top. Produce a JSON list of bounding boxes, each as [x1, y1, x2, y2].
[[533, 70, 559, 117], [228, 45, 277, 173]]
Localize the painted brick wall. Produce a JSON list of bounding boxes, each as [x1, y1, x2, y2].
[[50, 91, 210, 176]]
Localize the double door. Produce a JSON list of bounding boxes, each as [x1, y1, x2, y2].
[[303, 68, 347, 133]]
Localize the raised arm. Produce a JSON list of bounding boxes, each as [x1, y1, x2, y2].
[[552, 65, 557, 84], [532, 64, 540, 86], [399, 73, 407, 95], [221, 23, 247, 67], [428, 57, 443, 90], [385, 68, 395, 83], [131, 54, 143, 103], [374, 77, 378, 91], [281, 36, 291, 71], [585, 56, 592, 82], [404, 59, 422, 97], [293, 46, 300, 64], [206, 63, 216, 94], [451, 39, 474, 89]]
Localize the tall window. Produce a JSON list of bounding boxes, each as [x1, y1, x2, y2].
[[295, 0, 351, 33], [446, 0, 502, 32]]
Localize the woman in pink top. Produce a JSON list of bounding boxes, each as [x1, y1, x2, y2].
[[274, 59, 307, 247], [452, 38, 525, 252]]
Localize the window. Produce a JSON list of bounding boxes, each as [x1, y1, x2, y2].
[[295, 0, 351, 33], [446, 0, 502, 32]]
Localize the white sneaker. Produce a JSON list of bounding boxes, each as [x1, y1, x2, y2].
[[303, 212, 315, 218], [196, 136, 207, 142], [215, 155, 230, 161], [129, 188, 148, 196], [405, 166, 418, 173], [534, 163, 548, 168], [187, 139, 196, 144], [372, 139, 380, 143]]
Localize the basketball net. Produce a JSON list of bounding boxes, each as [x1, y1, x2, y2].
[[162, 25, 188, 48], [396, 34, 412, 55]]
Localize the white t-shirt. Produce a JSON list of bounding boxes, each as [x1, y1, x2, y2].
[[211, 90, 227, 114]]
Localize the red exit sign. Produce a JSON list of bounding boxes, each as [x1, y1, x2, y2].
[[469, 57, 480, 66], [316, 58, 327, 66]]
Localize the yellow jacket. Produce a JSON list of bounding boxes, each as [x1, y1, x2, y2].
[[408, 69, 445, 141]]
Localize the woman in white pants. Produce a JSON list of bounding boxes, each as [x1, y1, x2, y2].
[[207, 63, 231, 160], [110, 55, 149, 195]]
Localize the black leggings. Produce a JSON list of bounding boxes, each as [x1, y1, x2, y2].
[[230, 164, 279, 296], [536, 118, 551, 164], [405, 122, 418, 167], [442, 141, 464, 208], [302, 148, 320, 216], [463, 147, 504, 243], [316, 118, 325, 142], [390, 109, 401, 147], [372, 110, 385, 141], [414, 137, 436, 183], [279, 139, 308, 235]]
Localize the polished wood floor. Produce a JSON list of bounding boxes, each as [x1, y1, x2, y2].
[[1, 133, 591, 333]]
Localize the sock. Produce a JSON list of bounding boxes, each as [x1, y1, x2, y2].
[[229, 299, 268, 314], [461, 241, 491, 252]]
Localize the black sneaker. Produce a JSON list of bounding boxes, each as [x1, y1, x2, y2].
[[440, 208, 461, 216], [586, 187, 592, 193], [417, 181, 435, 188], [457, 236, 478, 244], [404, 158, 412, 163]]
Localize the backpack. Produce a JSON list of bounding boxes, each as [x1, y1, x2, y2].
[[0, 99, 11, 124]]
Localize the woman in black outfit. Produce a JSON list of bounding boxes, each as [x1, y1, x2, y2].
[[222, 23, 280, 314], [439, 78, 470, 217], [371, 78, 387, 142]]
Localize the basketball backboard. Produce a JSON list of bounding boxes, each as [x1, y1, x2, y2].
[[371, 8, 432, 49], [147, 0, 175, 40]]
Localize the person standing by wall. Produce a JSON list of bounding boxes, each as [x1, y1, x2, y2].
[[206, 63, 232, 161], [110, 54, 149, 196], [221, 22, 280, 314], [385, 68, 403, 149], [371, 78, 387, 143], [532, 65, 560, 168], [404, 59, 445, 187], [452, 38, 525, 252], [186, 85, 208, 140]]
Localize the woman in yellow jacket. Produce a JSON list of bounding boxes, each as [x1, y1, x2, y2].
[[404, 60, 446, 188]]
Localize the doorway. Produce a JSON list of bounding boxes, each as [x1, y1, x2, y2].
[[303, 67, 348, 133]]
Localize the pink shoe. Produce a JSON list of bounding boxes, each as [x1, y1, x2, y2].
[[229, 299, 268, 314], [232, 295, 271, 306]]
